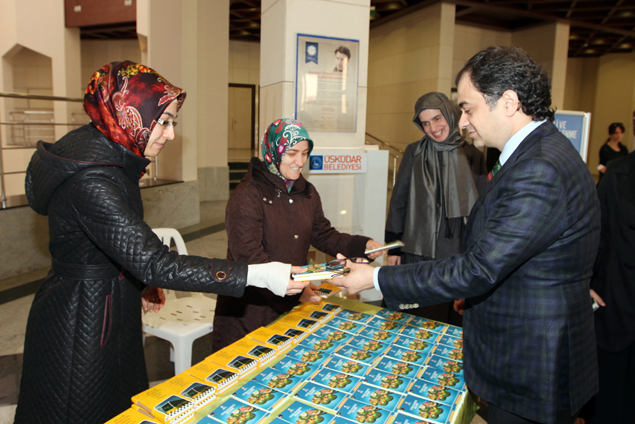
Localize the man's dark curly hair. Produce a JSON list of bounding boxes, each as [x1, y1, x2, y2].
[[455, 46, 555, 122]]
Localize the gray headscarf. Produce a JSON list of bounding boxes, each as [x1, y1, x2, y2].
[[403, 92, 479, 259]]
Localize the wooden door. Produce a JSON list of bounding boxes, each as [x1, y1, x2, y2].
[[228, 85, 255, 150]]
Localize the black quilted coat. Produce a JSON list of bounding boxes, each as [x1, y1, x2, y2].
[[15, 124, 247, 424]]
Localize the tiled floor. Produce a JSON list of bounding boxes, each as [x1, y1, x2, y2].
[[0, 199, 487, 424]]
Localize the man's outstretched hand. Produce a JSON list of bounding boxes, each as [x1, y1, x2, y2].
[[327, 253, 376, 294]]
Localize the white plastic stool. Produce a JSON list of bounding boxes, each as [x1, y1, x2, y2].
[[143, 228, 217, 374]]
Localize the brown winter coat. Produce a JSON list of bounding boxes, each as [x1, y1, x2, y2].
[[212, 158, 369, 351]]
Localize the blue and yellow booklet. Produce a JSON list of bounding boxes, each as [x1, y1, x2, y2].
[[276, 400, 337, 424], [337, 398, 392, 424], [230, 380, 287, 412], [321, 356, 371, 377], [293, 381, 349, 413], [409, 378, 463, 407], [203, 398, 270, 424], [349, 382, 404, 413], [397, 393, 456, 424]]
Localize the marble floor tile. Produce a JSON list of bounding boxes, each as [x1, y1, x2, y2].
[[0, 353, 22, 407], [199, 200, 229, 225], [471, 413, 487, 424], [185, 231, 228, 259], [0, 295, 32, 356], [0, 268, 49, 293], [0, 405, 16, 424]]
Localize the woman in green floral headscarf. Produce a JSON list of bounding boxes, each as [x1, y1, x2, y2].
[[212, 118, 382, 352], [261, 118, 314, 191]]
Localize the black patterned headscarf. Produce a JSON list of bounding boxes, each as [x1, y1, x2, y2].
[[403, 92, 479, 259]]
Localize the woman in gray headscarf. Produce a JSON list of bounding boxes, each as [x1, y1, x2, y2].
[[384, 92, 487, 325]]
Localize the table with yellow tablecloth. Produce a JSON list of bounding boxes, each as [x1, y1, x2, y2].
[[117, 296, 478, 424]]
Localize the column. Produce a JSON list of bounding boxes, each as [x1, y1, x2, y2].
[[260, 0, 378, 232], [512, 22, 570, 110], [183, 0, 231, 202], [261, 0, 387, 303]]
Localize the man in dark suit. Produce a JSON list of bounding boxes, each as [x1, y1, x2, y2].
[[331, 46, 600, 424], [584, 151, 635, 423]]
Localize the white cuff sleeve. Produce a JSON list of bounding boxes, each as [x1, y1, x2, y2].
[[373, 266, 382, 291], [247, 262, 292, 297]]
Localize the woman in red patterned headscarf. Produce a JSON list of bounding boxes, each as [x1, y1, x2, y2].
[[84, 60, 186, 158], [16, 62, 307, 424]]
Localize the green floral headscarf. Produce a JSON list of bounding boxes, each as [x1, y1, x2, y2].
[[261, 118, 314, 191]]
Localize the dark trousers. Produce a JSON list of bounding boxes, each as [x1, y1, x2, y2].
[[488, 403, 578, 424], [584, 341, 635, 424]]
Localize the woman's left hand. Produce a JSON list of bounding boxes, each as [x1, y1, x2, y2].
[[142, 286, 166, 313], [365, 239, 384, 260], [299, 284, 322, 303]]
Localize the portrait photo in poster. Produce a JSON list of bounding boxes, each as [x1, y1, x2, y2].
[[296, 34, 359, 133]]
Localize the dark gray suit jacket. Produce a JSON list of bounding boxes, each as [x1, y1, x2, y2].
[[379, 121, 600, 423], [592, 151, 635, 352]]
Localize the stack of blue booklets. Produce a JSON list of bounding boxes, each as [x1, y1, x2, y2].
[[197, 306, 467, 424]]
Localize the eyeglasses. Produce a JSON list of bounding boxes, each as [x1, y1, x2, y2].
[[326, 257, 370, 270], [156, 118, 178, 129]]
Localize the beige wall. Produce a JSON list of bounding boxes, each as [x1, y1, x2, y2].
[[0, 0, 81, 201], [11, 48, 52, 96], [229, 40, 260, 85], [564, 53, 635, 180], [1, 49, 53, 199], [586, 53, 635, 177], [564, 57, 599, 172], [0, 0, 82, 134], [564, 57, 599, 114], [453, 24, 511, 81], [512, 22, 570, 110], [80, 39, 142, 89], [367, 3, 456, 153], [180, 0, 232, 201], [137, 0, 185, 182]]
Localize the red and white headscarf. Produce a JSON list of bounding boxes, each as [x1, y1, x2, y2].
[[84, 61, 186, 157]]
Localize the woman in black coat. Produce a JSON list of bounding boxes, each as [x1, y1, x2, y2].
[[15, 61, 306, 424], [598, 122, 629, 179], [384, 92, 487, 325]]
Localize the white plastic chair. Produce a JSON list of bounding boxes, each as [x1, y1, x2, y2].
[[143, 228, 217, 375]]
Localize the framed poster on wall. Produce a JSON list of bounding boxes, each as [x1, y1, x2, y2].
[[295, 34, 359, 133]]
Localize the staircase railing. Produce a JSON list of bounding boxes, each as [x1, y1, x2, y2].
[[0, 92, 86, 209]]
